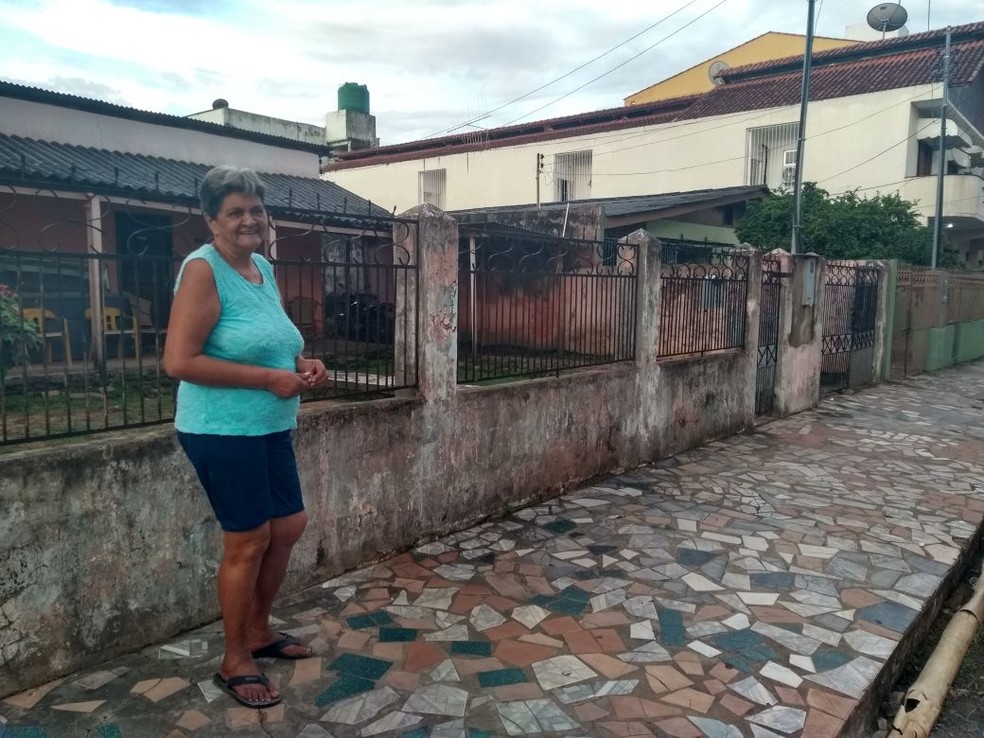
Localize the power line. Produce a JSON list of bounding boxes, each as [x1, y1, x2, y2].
[[500, 0, 731, 127], [817, 120, 938, 184], [425, 0, 707, 139]]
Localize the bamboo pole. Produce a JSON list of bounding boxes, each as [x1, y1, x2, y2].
[[889, 561, 984, 738]]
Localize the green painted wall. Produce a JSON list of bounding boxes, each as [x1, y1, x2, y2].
[[647, 220, 739, 245], [926, 325, 956, 371], [954, 320, 984, 364]]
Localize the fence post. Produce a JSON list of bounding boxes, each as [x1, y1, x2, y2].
[[772, 252, 825, 416], [736, 245, 762, 427], [870, 261, 890, 385], [396, 204, 458, 402], [880, 260, 898, 382], [625, 229, 661, 367]]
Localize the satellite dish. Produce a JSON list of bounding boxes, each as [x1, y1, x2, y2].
[[708, 60, 730, 86], [866, 3, 908, 34]]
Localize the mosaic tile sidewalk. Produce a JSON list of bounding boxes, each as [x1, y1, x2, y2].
[[3, 362, 984, 738]]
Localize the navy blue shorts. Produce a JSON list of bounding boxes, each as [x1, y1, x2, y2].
[[177, 430, 305, 533]]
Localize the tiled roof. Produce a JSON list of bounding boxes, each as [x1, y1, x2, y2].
[[0, 134, 388, 217], [0, 80, 332, 155], [326, 95, 698, 170], [681, 22, 984, 120], [329, 21, 984, 169]]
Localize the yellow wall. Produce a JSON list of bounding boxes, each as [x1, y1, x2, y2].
[[624, 33, 858, 106]]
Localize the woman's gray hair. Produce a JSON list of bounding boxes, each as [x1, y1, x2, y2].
[[199, 166, 267, 218]]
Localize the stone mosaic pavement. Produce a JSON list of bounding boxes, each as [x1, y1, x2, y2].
[[3, 361, 984, 738]]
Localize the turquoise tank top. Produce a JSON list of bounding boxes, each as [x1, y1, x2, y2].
[[173, 244, 304, 436]]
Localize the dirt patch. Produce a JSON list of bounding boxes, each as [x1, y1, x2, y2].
[[876, 564, 984, 737]]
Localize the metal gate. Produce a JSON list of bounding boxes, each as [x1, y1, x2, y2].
[[820, 263, 879, 393], [755, 263, 786, 416]]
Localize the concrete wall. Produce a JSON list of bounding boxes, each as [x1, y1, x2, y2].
[[954, 319, 984, 364], [891, 269, 984, 377], [2, 98, 321, 178], [768, 251, 825, 416], [0, 212, 763, 697], [325, 87, 936, 214]]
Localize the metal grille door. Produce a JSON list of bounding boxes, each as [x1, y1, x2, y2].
[[755, 264, 786, 416], [820, 264, 879, 393]]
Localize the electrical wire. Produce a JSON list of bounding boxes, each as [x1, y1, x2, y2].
[[500, 0, 731, 128], [424, 0, 708, 139], [817, 120, 938, 184]]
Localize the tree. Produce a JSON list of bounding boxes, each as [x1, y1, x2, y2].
[[735, 183, 961, 267]]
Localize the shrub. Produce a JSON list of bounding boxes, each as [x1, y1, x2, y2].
[[0, 285, 43, 377]]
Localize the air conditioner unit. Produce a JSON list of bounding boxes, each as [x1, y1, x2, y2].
[[781, 164, 797, 185]]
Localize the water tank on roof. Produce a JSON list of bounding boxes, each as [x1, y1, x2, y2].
[[338, 83, 370, 114]]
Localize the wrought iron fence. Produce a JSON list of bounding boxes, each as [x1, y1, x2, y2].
[[457, 224, 638, 383], [755, 260, 787, 416], [820, 262, 879, 393], [658, 249, 749, 358], [0, 185, 418, 445]]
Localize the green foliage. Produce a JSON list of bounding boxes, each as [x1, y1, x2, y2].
[[735, 183, 962, 267], [0, 285, 43, 377]]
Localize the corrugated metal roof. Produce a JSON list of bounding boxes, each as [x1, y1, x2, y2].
[[0, 80, 332, 155], [586, 185, 768, 216], [0, 134, 389, 217], [452, 185, 767, 219]]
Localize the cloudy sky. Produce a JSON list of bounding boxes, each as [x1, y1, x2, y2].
[[0, 0, 976, 145]]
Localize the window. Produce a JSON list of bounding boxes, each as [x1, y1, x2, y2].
[[553, 150, 592, 202], [418, 169, 446, 209], [745, 123, 797, 188], [917, 140, 934, 177]]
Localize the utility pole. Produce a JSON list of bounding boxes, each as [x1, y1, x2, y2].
[[536, 152, 544, 210], [791, 0, 816, 255], [931, 26, 952, 270]]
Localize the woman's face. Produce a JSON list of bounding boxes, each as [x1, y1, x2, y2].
[[206, 192, 268, 253]]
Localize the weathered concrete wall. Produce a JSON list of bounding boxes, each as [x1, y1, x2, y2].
[[768, 251, 825, 417], [890, 269, 984, 378], [954, 319, 984, 364], [927, 325, 957, 371], [0, 213, 761, 697]]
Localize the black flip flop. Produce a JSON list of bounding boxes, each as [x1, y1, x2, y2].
[[212, 672, 281, 709], [250, 632, 313, 660]]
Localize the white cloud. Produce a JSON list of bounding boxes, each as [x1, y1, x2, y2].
[[0, 0, 978, 144]]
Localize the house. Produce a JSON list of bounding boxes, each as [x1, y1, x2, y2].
[[623, 32, 859, 106], [324, 22, 984, 269], [0, 81, 393, 362]]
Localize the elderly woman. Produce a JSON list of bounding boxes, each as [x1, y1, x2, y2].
[[164, 166, 327, 709]]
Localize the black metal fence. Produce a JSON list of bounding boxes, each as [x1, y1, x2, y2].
[[0, 186, 418, 445], [755, 260, 787, 416], [820, 262, 879, 393], [658, 249, 749, 358], [457, 224, 638, 383]]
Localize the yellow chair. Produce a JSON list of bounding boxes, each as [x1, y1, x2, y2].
[[85, 307, 140, 359], [22, 308, 73, 367]]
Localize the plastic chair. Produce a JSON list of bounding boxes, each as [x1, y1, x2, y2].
[[85, 307, 141, 358], [22, 308, 73, 367], [128, 295, 166, 349]]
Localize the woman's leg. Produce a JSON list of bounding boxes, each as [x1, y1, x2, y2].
[[247, 510, 309, 654], [218, 522, 277, 702]]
